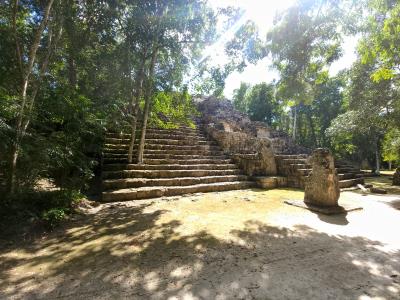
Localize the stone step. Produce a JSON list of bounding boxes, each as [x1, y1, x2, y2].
[[146, 138, 217, 146], [103, 163, 237, 171], [339, 178, 364, 188], [359, 172, 376, 177], [143, 158, 233, 165], [106, 132, 209, 140], [297, 169, 312, 176], [106, 130, 205, 139], [288, 163, 310, 169], [287, 175, 306, 188], [103, 149, 225, 157], [275, 154, 309, 159], [281, 158, 308, 164], [338, 173, 356, 180], [335, 164, 355, 168], [102, 181, 255, 202], [102, 168, 242, 179], [104, 144, 221, 152], [103, 175, 249, 190], [336, 167, 360, 173], [287, 175, 363, 189], [103, 154, 229, 163], [104, 138, 217, 146], [142, 154, 228, 160], [105, 136, 210, 144], [355, 173, 366, 178], [109, 126, 201, 133]]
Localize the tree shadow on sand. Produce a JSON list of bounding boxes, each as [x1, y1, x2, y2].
[[0, 202, 399, 299]]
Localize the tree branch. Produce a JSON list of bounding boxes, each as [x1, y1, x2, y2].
[[11, 0, 23, 82], [23, 19, 63, 132], [23, 0, 55, 91]]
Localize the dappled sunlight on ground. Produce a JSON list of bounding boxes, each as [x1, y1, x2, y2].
[[1, 188, 399, 299], [363, 176, 400, 195], [149, 189, 304, 243]]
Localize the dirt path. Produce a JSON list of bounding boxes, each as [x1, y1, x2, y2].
[[1, 188, 399, 299]]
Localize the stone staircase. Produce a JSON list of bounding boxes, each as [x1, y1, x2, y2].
[[101, 126, 255, 201], [275, 154, 365, 189], [0, 171, 5, 191]]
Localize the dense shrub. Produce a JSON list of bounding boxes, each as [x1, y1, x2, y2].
[[0, 189, 83, 231]]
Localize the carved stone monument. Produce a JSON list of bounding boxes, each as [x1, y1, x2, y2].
[[285, 147, 362, 213], [304, 148, 340, 207]]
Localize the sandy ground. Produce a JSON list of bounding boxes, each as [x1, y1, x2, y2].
[[1, 186, 399, 300]]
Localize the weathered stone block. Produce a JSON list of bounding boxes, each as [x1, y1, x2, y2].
[[206, 127, 277, 176], [369, 187, 387, 194], [254, 176, 288, 189], [304, 148, 340, 207], [393, 168, 400, 186]]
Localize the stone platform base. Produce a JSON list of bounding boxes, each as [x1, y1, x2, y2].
[[284, 199, 363, 215], [253, 176, 287, 189]]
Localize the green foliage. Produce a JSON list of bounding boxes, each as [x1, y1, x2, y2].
[[326, 111, 360, 155], [193, 15, 265, 97], [246, 83, 279, 126], [358, 0, 400, 82], [225, 20, 267, 69], [150, 91, 198, 129], [326, 59, 391, 162], [267, 0, 346, 106], [382, 128, 400, 163], [322, 0, 400, 164], [0, 189, 82, 231], [42, 208, 67, 229], [233, 82, 282, 127], [233, 82, 250, 113], [1, 0, 399, 192], [1, 0, 217, 193]]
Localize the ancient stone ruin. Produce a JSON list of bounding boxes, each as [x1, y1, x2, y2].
[[304, 148, 340, 207], [197, 96, 365, 190], [101, 96, 367, 201]]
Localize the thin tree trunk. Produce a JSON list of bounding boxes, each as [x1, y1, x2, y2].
[[67, 54, 77, 88], [137, 46, 158, 164], [306, 107, 317, 147], [388, 161, 392, 171], [65, 0, 77, 88], [127, 96, 141, 164], [127, 49, 148, 163], [12, 0, 23, 78], [23, 24, 62, 132], [375, 147, 380, 175], [8, 0, 55, 193], [292, 105, 297, 141]]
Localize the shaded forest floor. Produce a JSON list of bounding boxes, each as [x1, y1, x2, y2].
[[1, 188, 399, 299], [363, 175, 400, 195]]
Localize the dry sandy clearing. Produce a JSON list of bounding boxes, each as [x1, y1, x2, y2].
[[1, 187, 399, 299]]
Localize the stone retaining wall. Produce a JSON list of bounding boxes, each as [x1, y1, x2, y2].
[[197, 96, 279, 176], [204, 127, 277, 176]]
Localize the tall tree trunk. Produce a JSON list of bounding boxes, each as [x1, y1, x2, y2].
[[67, 54, 77, 88], [127, 49, 148, 163], [127, 87, 142, 164], [388, 161, 392, 171], [375, 146, 381, 175], [65, 0, 77, 88], [8, 0, 55, 193], [292, 105, 297, 141], [306, 107, 317, 147], [137, 46, 158, 164]]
